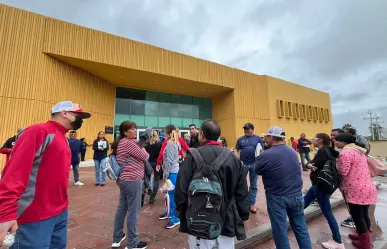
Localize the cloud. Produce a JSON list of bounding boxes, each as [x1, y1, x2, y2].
[[1, 0, 386, 135]]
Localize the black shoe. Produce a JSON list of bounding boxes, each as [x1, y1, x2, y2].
[[95, 184, 100, 186], [101, 184, 105, 187], [133, 241, 148, 249], [147, 188, 153, 195], [149, 196, 155, 204]]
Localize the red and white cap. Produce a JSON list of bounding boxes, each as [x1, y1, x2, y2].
[[51, 101, 91, 119]]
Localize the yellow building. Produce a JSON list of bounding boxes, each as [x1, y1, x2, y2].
[[0, 4, 332, 164]]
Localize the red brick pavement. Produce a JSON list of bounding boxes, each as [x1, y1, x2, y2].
[[66, 168, 330, 249]]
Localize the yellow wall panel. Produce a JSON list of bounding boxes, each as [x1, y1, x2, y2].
[[213, 91, 236, 146], [266, 76, 333, 141]]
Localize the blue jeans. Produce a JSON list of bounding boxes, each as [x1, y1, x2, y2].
[[94, 158, 107, 184], [300, 153, 311, 169], [165, 173, 180, 223], [304, 184, 342, 243], [266, 192, 312, 249], [243, 163, 258, 206], [11, 209, 68, 249]]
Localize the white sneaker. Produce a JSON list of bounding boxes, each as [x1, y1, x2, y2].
[[322, 239, 345, 249], [112, 234, 126, 247], [74, 181, 84, 186]]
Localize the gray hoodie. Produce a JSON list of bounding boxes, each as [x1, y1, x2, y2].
[[163, 141, 181, 175]]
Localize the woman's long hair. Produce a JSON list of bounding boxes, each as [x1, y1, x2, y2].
[[96, 131, 106, 141], [111, 121, 137, 155], [149, 130, 160, 145], [165, 124, 179, 144]]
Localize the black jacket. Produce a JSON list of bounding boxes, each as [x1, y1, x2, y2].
[[310, 146, 339, 184], [175, 144, 249, 240], [189, 134, 199, 148]]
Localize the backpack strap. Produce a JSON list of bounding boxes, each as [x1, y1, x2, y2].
[[211, 147, 230, 171], [188, 148, 205, 170]]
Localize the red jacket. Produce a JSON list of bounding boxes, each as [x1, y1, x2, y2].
[[157, 137, 189, 165], [291, 141, 299, 152], [0, 121, 70, 224]]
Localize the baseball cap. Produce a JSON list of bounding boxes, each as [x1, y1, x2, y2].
[[243, 123, 254, 130], [266, 126, 286, 138], [51, 101, 91, 119]]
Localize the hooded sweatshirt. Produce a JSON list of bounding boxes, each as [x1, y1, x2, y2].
[[338, 143, 377, 205]]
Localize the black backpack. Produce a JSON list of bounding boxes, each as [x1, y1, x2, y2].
[[186, 147, 229, 240], [316, 148, 340, 194]]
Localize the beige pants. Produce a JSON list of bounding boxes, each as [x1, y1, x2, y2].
[[188, 235, 235, 249]]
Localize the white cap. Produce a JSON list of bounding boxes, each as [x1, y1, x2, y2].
[[51, 101, 91, 119], [266, 126, 286, 138]]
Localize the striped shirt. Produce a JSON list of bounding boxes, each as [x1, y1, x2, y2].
[[116, 138, 149, 181]]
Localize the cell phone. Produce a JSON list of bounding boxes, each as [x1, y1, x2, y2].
[[3, 232, 15, 248]]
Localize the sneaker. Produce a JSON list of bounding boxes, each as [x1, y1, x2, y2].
[[322, 239, 345, 249], [112, 233, 126, 248], [311, 200, 319, 206], [341, 218, 355, 228], [74, 181, 84, 186], [158, 213, 170, 220], [125, 241, 148, 249], [165, 220, 180, 229]]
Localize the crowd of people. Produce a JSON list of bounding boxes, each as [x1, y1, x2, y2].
[[0, 100, 382, 249]]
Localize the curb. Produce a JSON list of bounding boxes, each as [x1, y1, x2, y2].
[[235, 196, 345, 249]]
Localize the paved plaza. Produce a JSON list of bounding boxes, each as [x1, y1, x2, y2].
[[66, 167, 386, 249]]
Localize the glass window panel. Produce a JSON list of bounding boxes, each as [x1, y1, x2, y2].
[[159, 92, 170, 103], [182, 104, 193, 118], [131, 115, 145, 127], [145, 91, 158, 101], [116, 87, 131, 99], [192, 105, 199, 119], [115, 98, 131, 114], [170, 104, 182, 118], [202, 98, 212, 107], [170, 94, 182, 104], [145, 101, 158, 116], [181, 95, 192, 105], [115, 114, 130, 126], [131, 100, 145, 115], [158, 103, 171, 117], [183, 118, 193, 128], [158, 117, 171, 127], [130, 89, 145, 100], [193, 119, 201, 128], [171, 118, 183, 128], [145, 116, 158, 127], [193, 97, 202, 106]]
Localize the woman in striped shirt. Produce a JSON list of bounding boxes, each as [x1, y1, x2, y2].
[[111, 121, 149, 249]]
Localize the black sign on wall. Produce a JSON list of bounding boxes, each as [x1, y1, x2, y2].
[[105, 126, 114, 134]]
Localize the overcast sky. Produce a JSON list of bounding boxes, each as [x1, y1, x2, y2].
[[2, 0, 386, 135]]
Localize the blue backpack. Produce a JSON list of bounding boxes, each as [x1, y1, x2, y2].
[[106, 155, 130, 180]]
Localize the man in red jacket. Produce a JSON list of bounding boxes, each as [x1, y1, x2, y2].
[[0, 101, 91, 249], [0, 127, 24, 163]]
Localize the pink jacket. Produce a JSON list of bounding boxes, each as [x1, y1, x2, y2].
[[337, 144, 377, 205]]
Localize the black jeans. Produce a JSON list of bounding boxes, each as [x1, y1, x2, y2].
[[80, 151, 86, 161], [348, 203, 370, 233]]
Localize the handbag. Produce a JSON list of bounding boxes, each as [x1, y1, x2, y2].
[[316, 148, 340, 194], [367, 155, 387, 177], [105, 155, 130, 180]]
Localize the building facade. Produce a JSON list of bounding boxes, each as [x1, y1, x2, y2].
[[0, 4, 332, 163]]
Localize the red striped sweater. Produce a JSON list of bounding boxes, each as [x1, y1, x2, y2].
[[116, 138, 149, 181]]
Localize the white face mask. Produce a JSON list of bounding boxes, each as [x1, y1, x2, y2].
[[334, 146, 342, 152]]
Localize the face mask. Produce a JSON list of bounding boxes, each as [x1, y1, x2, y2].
[[69, 116, 83, 130], [334, 146, 342, 152]]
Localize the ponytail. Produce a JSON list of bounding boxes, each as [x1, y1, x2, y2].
[[170, 130, 179, 144]]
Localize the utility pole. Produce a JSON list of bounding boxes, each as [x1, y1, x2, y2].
[[374, 116, 384, 140], [364, 110, 376, 140]]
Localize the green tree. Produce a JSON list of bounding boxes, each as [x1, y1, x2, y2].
[[342, 123, 352, 131]]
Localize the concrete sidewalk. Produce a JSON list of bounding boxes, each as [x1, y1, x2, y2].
[[66, 168, 347, 249]]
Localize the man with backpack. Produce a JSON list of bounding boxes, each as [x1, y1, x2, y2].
[[175, 120, 249, 249]]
